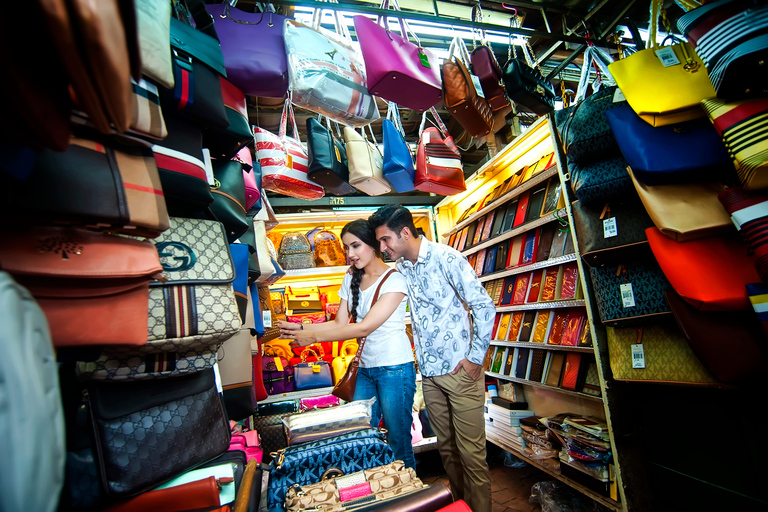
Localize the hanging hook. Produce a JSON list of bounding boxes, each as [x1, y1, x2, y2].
[[501, 2, 517, 14]]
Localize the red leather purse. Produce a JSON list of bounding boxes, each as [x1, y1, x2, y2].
[[104, 476, 224, 512], [0, 226, 162, 347], [414, 108, 466, 196]]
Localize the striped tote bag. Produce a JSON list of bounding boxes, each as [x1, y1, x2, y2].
[[703, 97, 768, 190]]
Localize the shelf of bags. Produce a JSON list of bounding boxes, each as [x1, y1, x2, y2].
[[462, 209, 568, 257], [496, 300, 585, 313], [412, 436, 438, 454], [258, 387, 336, 405], [484, 431, 621, 512], [281, 261, 398, 278], [490, 341, 594, 353], [444, 165, 560, 238], [485, 371, 603, 403], [478, 254, 578, 283]]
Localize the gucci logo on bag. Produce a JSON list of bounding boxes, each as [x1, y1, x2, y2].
[[156, 241, 197, 271], [38, 236, 83, 260]]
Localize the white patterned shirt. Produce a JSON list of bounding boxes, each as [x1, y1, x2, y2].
[[397, 237, 495, 377]]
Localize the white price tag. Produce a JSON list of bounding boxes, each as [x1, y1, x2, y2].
[[202, 148, 215, 186], [620, 283, 635, 308], [212, 362, 224, 393], [603, 217, 618, 238], [655, 47, 681, 67], [631, 344, 646, 369], [471, 74, 485, 98], [262, 310, 272, 328], [612, 87, 626, 103]]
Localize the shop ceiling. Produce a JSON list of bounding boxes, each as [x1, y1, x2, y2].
[[227, 0, 686, 206]]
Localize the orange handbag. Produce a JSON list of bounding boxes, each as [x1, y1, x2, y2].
[[645, 227, 760, 311]]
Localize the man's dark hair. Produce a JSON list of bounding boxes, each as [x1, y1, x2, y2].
[[369, 205, 418, 239]]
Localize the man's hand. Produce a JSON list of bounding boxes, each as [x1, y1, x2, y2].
[[452, 358, 483, 380]]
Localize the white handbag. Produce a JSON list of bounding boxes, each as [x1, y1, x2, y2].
[[345, 125, 391, 196], [135, 0, 174, 88], [253, 220, 276, 285]]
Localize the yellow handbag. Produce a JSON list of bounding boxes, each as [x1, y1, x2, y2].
[[332, 340, 359, 384], [608, 0, 716, 127], [263, 338, 293, 360]]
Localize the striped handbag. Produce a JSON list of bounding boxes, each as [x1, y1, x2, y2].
[[702, 97, 768, 191], [414, 108, 466, 195], [254, 98, 325, 200]]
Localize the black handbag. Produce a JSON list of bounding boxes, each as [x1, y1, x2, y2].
[[211, 158, 249, 243], [502, 58, 556, 115], [306, 117, 355, 196], [238, 211, 262, 284], [568, 155, 636, 209], [86, 369, 230, 498]]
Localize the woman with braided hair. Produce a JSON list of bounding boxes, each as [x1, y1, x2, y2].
[[278, 219, 416, 468]]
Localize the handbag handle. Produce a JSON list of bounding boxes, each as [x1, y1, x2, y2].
[[320, 468, 344, 481], [301, 343, 326, 361], [312, 0, 352, 42], [279, 96, 302, 143], [377, 0, 422, 48], [419, 107, 450, 139], [447, 36, 472, 68], [386, 102, 407, 138]]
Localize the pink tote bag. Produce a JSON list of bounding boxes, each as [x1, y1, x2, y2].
[[354, 0, 442, 112]]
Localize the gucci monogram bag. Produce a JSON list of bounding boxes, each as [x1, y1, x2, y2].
[[147, 217, 242, 352]]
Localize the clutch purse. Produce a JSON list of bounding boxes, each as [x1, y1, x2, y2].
[[282, 397, 374, 445]]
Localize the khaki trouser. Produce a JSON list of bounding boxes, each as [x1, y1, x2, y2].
[[422, 369, 491, 512]]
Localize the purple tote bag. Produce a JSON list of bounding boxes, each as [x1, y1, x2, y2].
[[205, 3, 289, 98], [354, 0, 442, 112]]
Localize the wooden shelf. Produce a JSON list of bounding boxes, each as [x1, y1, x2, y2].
[[485, 371, 604, 402], [444, 165, 559, 237], [490, 341, 594, 353], [485, 430, 621, 512], [478, 254, 578, 283], [496, 299, 585, 313], [462, 209, 568, 257]]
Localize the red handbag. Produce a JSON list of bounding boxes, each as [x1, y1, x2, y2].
[[646, 227, 760, 311], [414, 108, 466, 196]]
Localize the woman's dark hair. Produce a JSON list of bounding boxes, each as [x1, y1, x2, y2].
[[341, 219, 381, 323]]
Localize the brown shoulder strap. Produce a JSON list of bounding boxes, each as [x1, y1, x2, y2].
[[371, 268, 397, 307]]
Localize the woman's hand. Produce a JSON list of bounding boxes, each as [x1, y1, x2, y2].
[[278, 320, 317, 348], [278, 320, 300, 337]]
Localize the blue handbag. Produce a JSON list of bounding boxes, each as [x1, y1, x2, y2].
[[382, 103, 416, 193], [229, 244, 250, 323], [293, 361, 333, 390], [604, 105, 733, 185]]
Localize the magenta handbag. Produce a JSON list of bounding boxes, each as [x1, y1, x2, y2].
[[469, 4, 509, 111], [300, 394, 341, 411], [235, 146, 261, 211], [354, 0, 442, 112]]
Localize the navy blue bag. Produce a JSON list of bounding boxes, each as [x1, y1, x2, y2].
[[382, 103, 416, 193], [605, 105, 733, 185], [229, 243, 250, 323]]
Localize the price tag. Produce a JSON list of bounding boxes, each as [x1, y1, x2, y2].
[[612, 88, 626, 103], [471, 75, 485, 98], [202, 148, 215, 186], [655, 47, 681, 67], [603, 217, 618, 238], [620, 283, 635, 308], [419, 50, 431, 68], [631, 344, 646, 369], [263, 310, 272, 328]]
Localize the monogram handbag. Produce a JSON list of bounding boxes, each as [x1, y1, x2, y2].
[[267, 427, 395, 511], [0, 226, 162, 347], [306, 117, 355, 196], [589, 259, 673, 326], [382, 102, 416, 193], [282, 398, 375, 446], [568, 156, 635, 208], [285, 460, 424, 512], [278, 232, 316, 270], [345, 125, 391, 196], [86, 369, 230, 498], [0, 136, 170, 238], [147, 217, 242, 352], [313, 230, 347, 267], [441, 36, 493, 138], [75, 345, 219, 382], [414, 108, 466, 195]]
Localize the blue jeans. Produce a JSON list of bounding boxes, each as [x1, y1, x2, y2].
[[353, 362, 417, 469]]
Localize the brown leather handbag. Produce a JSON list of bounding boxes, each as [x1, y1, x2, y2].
[[441, 36, 493, 138], [332, 269, 396, 402], [0, 226, 162, 347]]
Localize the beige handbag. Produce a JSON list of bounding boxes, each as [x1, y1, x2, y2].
[[627, 167, 733, 242], [253, 219, 276, 284], [344, 126, 391, 196], [135, 0, 174, 88]]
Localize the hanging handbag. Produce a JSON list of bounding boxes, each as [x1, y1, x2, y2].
[[413, 108, 466, 195], [254, 98, 325, 200], [218, 329, 257, 421], [332, 269, 395, 402], [469, 4, 509, 111], [353, 0, 442, 111], [293, 348, 334, 392], [568, 156, 636, 208], [0, 227, 162, 347], [306, 116, 355, 196], [627, 167, 734, 242], [85, 369, 230, 498], [282, 397, 375, 446], [382, 102, 416, 193], [236, 146, 261, 211], [0, 136, 170, 238], [702, 97, 768, 191], [210, 158, 249, 243], [203, 76, 254, 160], [605, 105, 732, 185], [230, 243, 249, 323], [645, 227, 758, 311], [442, 36, 493, 138], [607, 0, 715, 126], [205, 3, 289, 98], [284, 5, 380, 126], [135, 0, 174, 88], [345, 125, 390, 196], [237, 213, 263, 284], [718, 186, 768, 283]]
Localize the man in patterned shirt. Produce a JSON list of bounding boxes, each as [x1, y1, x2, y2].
[[370, 205, 494, 512]]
